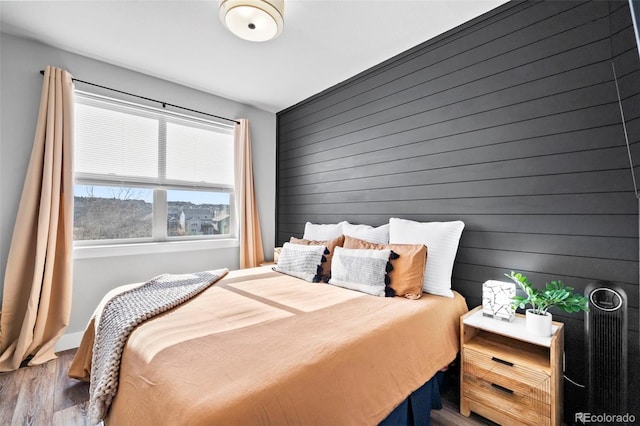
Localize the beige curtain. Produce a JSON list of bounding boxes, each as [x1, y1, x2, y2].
[[234, 119, 265, 268], [0, 66, 75, 372]]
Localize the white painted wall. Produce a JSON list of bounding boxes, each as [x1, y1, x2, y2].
[[0, 33, 276, 346]]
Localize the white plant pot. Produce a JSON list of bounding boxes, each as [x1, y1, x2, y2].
[[525, 309, 552, 337]]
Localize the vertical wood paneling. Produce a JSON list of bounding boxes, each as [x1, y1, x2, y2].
[[277, 1, 640, 419]]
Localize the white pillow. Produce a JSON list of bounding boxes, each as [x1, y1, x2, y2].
[[302, 221, 347, 241], [328, 246, 392, 297], [388, 218, 465, 298], [342, 222, 390, 244], [273, 242, 327, 282]]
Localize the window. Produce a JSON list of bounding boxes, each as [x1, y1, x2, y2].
[[73, 92, 235, 244]]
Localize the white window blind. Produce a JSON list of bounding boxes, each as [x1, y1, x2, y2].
[[166, 121, 234, 186], [75, 92, 234, 190]]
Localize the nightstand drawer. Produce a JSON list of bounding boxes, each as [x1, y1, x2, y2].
[[463, 347, 551, 404], [463, 375, 551, 426]]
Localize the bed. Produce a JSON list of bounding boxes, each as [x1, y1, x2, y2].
[[70, 218, 469, 425], [70, 265, 467, 425]]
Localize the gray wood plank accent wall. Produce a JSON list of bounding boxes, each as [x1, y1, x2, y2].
[[276, 0, 640, 418]]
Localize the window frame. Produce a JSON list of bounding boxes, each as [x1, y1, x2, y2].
[[73, 90, 237, 248]]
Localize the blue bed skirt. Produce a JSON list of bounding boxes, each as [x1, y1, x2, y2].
[[379, 371, 444, 426]]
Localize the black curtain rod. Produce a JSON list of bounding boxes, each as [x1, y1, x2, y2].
[[39, 70, 240, 125]]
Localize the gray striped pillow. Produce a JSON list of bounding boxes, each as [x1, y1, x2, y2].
[[328, 246, 392, 297], [273, 242, 327, 282]]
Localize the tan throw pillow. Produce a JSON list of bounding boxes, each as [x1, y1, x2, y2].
[[289, 235, 345, 281], [343, 235, 427, 299]]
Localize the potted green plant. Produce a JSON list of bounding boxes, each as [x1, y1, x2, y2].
[[505, 271, 589, 337]]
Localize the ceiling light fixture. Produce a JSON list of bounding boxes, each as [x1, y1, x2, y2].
[[219, 0, 284, 42]]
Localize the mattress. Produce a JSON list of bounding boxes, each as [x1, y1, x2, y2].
[[70, 265, 467, 425]]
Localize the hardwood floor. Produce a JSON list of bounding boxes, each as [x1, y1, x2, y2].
[[0, 349, 491, 425], [0, 350, 90, 425]]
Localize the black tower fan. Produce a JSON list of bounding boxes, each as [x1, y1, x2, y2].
[[584, 281, 628, 415]]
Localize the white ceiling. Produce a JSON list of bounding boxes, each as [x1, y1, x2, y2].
[[0, 0, 508, 113]]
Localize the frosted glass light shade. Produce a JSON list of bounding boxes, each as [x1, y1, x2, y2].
[[219, 0, 284, 42]]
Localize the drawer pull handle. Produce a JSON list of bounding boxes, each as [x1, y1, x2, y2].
[[491, 356, 514, 367], [491, 383, 514, 394]]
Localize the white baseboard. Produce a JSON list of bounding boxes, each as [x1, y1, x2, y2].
[[55, 331, 83, 353]]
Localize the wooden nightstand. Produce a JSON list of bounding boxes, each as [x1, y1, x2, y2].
[[460, 306, 564, 426]]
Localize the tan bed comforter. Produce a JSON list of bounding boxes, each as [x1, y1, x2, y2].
[[70, 266, 467, 425]]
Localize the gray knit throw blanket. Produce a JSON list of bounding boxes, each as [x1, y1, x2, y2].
[[88, 269, 228, 424]]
